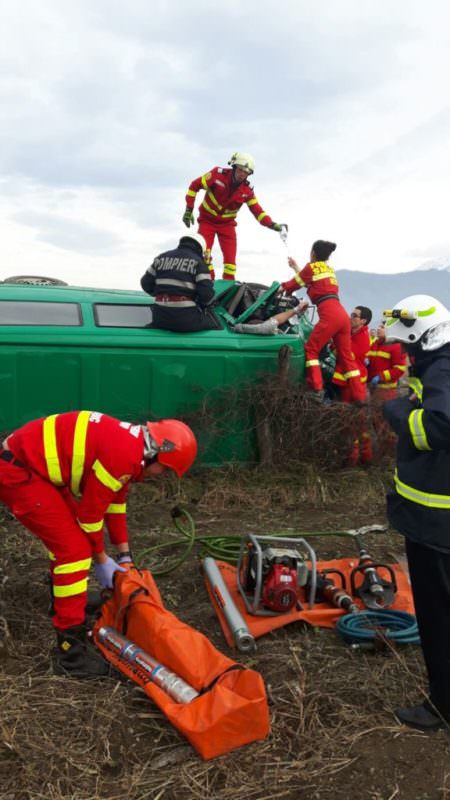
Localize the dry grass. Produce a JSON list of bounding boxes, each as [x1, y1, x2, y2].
[[1, 470, 449, 800]]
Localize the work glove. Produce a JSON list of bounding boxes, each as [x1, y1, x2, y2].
[[94, 556, 126, 589], [117, 551, 133, 565], [272, 222, 288, 240], [182, 207, 194, 228], [370, 375, 381, 386]]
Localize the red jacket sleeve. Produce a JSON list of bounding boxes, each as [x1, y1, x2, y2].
[[383, 343, 408, 383], [246, 189, 274, 228], [281, 263, 309, 294], [76, 466, 131, 554]]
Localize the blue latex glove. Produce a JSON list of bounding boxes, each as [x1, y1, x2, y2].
[[117, 553, 133, 564], [370, 375, 381, 386], [94, 556, 126, 589]]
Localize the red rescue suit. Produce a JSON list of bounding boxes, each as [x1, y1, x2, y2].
[[282, 263, 365, 402], [185, 166, 275, 280], [333, 325, 370, 401], [367, 339, 407, 402], [0, 412, 144, 630]]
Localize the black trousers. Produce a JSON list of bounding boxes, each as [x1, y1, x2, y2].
[[405, 537, 450, 719], [151, 305, 221, 333]]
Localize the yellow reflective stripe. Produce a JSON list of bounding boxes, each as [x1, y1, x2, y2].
[[408, 377, 423, 400], [294, 274, 305, 287], [408, 409, 431, 451], [247, 198, 258, 206], [54, 558, 92, 575], [106, 503, 127, 514], [311, 271, 337, 282], [397, 365, 407, 372], [43, 415, 64, 486], [201, 174, 210, 190], [367, 350, 390, 359], [379, 382, 397, 389], [78, 518, 104, 533], [344, 370, 360, 378], [418, 306, 436, 317], [206, 190, 222, 210], [222, 210, 238, 218], [48, 551, 56, 561], [361, 376, 367, 384], [257, 211, 268, 222], [186, 189, 197, 197], [333, 371, 345, 380], [306, 359, 320, 367], [223, 264, 236, 275], [53, 579, 88, 598], [71, 410, 91, 496], [383, 370, 391, 382], [201, 199, 218, 217], [394, 470, 450, 508], [92, 459, 123, 491]]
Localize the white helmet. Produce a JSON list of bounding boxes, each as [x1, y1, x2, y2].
[[228, 152, 255, 174], [179, 232, 206, 253], [383, 294, 450, 344]]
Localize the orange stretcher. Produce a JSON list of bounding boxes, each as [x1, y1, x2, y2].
[[93, 564, 270, 760], [204, 558, 415, 648]]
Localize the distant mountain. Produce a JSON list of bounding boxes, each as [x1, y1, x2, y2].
[[335, 268, 450, 323]]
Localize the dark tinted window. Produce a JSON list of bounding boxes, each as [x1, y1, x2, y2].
[[94, 304, 153, 328], [0, 301, 81, 326]]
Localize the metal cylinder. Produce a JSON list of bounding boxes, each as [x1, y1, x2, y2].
[[97, 626, 199, 704], [203, 557, 256, 653]]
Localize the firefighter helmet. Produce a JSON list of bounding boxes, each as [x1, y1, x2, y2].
[[383, 295, 450, 344], [143, 420, 197, 477], [228, 152, 255, 174], [179, 232, 206, 254]]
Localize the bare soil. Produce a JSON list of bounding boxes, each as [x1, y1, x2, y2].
[[0, 466, 448, 800]]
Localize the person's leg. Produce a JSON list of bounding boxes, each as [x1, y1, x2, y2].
[[0, 464, 109, 676], [399, 538, 450, 726], [217, 225, 237, 280], [198, 221, 217, 279], [333, 318, 366, 403], [304, 304, 341, 391]]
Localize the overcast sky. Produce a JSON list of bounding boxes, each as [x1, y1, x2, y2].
[[1, 0, 450, 290]]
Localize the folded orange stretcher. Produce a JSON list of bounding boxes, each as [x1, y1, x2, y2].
[[93, 565, 270, 760]]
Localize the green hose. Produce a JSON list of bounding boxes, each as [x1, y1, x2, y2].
[[134, 507, 377, 576]]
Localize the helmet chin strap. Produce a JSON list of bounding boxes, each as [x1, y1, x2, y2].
[[142, 426, 158, 461]]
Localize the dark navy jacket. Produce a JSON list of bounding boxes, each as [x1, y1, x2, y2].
[[141, 242, 214, 309], [383, 343, 450, 552]]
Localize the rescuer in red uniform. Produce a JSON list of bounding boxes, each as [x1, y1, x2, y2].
[[281, 241, 366, 403], [183, 152, 287, 281], [368, 320, 408, 402], [0, 412, 197, 678], [331, 306, 372, 465]]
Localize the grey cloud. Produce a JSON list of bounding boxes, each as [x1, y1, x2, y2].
[[12, 210, 122, 253]]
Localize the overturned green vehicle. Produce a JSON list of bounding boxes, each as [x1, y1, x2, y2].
[[0, 277, 317, 464]]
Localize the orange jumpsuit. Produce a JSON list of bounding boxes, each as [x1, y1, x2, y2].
[[0, 412, 144, 629], [282, 263, 365, 402], [185, 166, 275, 280]]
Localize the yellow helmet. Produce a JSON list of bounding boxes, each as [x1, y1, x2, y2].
[[228, 152, 255, 174]]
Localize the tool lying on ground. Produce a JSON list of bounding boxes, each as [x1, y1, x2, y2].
[[307, 568, 359, 614], [93, 564, 269, 760], [236, 534, 317, 615], [350, 534, 397, 609], [97, 626, 199, 703], [202, 557, 256, 652]]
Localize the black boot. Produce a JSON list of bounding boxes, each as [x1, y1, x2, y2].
[[395, 702, 447, 732], [54, 624, 111, 679]]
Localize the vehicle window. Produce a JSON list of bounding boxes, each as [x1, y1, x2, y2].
[[94, 303, 153, 328], [0, 300, 81, 326]]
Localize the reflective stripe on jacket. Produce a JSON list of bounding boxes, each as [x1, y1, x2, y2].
[[185, 166, 274, 228], [383, 342, 450, 552], [6, 412, 144, 553]]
